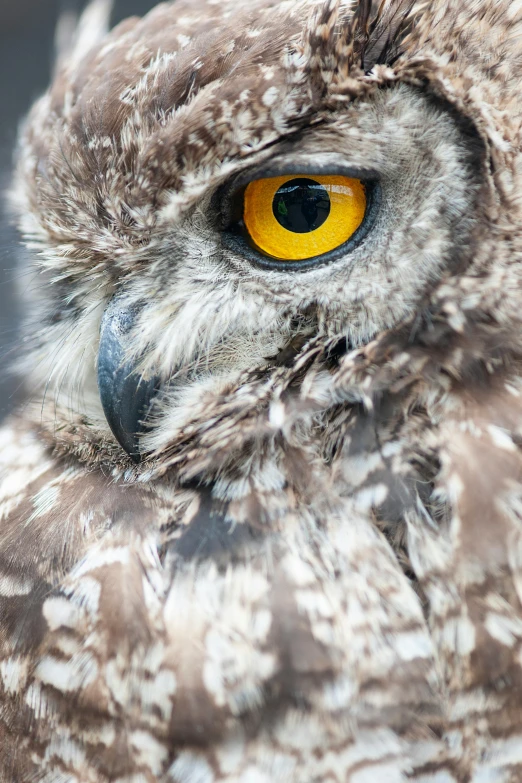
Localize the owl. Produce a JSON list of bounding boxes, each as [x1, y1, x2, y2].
[[1, 0, 522, 780]]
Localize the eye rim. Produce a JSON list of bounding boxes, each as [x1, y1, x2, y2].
[[214, 158, 382, 273], [221, 174, 381, 272]]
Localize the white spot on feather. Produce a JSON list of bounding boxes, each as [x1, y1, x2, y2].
[[441, 615, 476, 656], [0, 573, 33, 597], [269, 400, 285, 429], [73, 546, 130, 577], [0, 657, 28, 693], [36, 653, 99, 692], [130, 731, 168, 775], [354, 483, 389, 511], [28, 484, 60, 521], [487, 425, 516, 452], [169, 753, 214, 783], [262, 86, 279, 106], [393, 629, 434, 662], [43, 596, 79, 631], [485, 612, 522, 648]]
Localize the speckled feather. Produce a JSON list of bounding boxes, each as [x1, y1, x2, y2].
[[3, 0, 522, 780]]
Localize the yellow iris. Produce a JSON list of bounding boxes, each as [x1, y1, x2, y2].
[[243, 174, 367, 261]]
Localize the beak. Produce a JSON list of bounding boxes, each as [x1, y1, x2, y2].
[[97, 298, 160, 462]]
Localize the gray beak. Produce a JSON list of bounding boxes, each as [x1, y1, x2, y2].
[[97, 298, 160, 462]]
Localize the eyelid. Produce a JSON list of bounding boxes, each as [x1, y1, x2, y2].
[[217, 160, 380, 228], [220, 176, 382, 273]]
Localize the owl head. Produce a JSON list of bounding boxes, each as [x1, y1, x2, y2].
[[10, 0, 522, 476], [7, 3, 522, 779]]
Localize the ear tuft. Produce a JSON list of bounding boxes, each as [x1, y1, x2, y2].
[[55, 0, 113, 73]]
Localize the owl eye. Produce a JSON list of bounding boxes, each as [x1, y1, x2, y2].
[[242, 174, 367, 262]]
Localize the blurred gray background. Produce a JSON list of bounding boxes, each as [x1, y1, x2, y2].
[[0, 0, 157, 419]]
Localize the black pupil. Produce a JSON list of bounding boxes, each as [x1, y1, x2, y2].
[[272, 178, 331, 233]]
